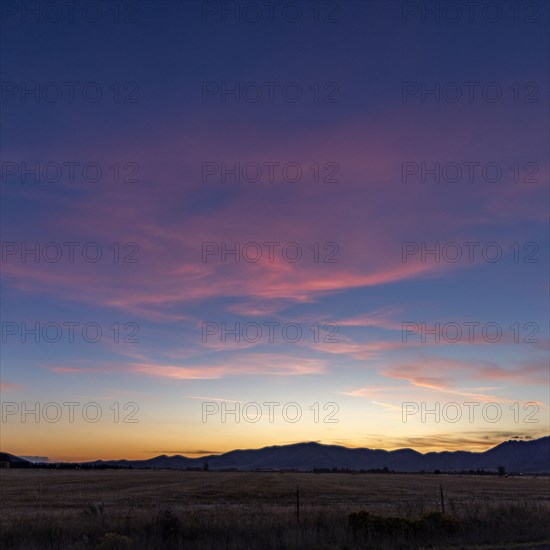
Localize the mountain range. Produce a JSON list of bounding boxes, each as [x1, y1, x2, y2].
[[78, 436, 550, 473], [3, 437, 548, 472]]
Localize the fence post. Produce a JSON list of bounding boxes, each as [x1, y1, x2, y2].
[[296, 484, 300, 523]]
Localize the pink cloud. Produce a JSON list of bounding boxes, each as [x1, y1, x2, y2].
[[340, 356, 548, 405], [8, 109, 540, 321], [378, 358, 547, 401], [336, 306, 404, 330], [48, 354, 326, 380], [0, 381, 23, 391]]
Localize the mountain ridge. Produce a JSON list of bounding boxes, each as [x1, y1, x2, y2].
[[4, 437, 548, 472], [83, 436, 550, 473]]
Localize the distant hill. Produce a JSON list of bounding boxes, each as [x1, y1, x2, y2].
[[20, 456, 49, 464], [79, 436, 550, 473], [0, 452, 32, 468]]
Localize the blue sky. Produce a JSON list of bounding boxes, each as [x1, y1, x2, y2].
[[1, 0, 548, 461]]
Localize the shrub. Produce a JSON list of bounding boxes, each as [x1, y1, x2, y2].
[[417, 511, 460, 535], [83, 501, 106, 518]]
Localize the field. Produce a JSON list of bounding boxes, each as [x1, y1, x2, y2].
[[1, 470, 549, 549]]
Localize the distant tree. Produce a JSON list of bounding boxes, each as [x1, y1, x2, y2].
[[497, 465, 506, 477], [203, 461, 209, 471]]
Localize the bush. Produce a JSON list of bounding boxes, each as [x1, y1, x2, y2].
[[83, 501, 106, 518], [417, 511, 460, 535]]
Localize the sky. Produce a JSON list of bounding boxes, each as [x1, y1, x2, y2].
[[0, 0, 548, 462]]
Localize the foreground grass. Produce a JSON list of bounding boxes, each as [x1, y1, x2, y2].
[[1, 470, 549, 549]]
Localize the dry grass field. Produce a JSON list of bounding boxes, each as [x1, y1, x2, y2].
[[1, 470, 549, 549]]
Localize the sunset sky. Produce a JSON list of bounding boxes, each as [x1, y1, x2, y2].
[[1, 1, 548, 462]]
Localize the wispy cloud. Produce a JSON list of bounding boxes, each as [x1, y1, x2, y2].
[[48, 354, 326, 380]]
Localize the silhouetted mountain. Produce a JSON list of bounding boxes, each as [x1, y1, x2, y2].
[[79, 436, 550, 473], [0, 452, 32, 468]]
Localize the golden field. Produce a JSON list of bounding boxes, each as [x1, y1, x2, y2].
[[1, 470, 549, 549]]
